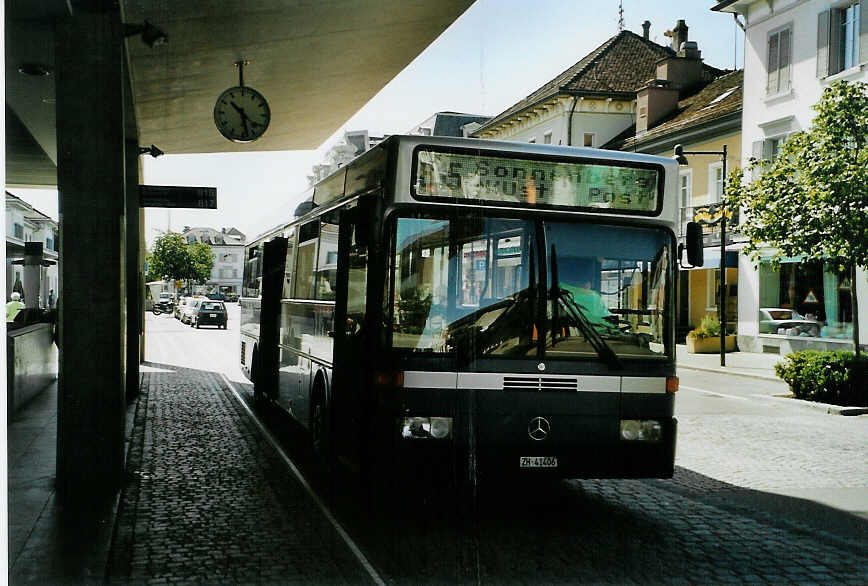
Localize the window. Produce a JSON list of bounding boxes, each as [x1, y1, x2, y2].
[[45, 237, 54, 251], [751, 135, 789, 178], [543, 131, 552, 144], [706, 269, 720, 311], [13, 223, 23, 239], [708, 162, 724, 203], [767, 26, 792, 95], [818, 3, 863, 77], [679, 170, 692, 234], [758, 260, 851, 338], [583, 133, 595, 148]]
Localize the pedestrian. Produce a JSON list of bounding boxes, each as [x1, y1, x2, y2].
[[6, 292, 25, 322], [48, 289, 55, 308]]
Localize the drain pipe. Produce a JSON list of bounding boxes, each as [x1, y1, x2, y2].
[[566, 95, 579, 146]]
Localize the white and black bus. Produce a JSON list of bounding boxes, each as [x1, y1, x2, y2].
[[240, 135, 702, 490]]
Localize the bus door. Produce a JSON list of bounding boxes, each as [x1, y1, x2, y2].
[[331, 204, 371, 470], [256, 237, 288, 403]]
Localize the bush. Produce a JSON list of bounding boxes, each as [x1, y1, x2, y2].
[[774, 350, 868, 406], [687, 314, 722, 339]]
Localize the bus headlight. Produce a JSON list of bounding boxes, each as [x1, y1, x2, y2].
[[401, 417, 452, 440], [620, 419, 662, 442]]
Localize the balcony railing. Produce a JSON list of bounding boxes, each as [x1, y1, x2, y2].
[[679, 203, 740, 246]]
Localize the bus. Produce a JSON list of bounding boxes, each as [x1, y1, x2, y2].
[[240, 135, 703, 491]]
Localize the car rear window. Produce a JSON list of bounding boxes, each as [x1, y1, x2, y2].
[[767, 310, 793, 320], [201, 302, 223, 311]]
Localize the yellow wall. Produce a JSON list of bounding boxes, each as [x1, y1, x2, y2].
[[680, 134, 741, 206]]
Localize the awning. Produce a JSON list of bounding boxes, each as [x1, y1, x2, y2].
[[684, 250, 738, 270]]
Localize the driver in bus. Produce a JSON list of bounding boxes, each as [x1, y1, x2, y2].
[[559, 258, 617, 332]]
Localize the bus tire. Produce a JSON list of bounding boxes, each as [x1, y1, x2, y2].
[[310, 380, 331, 466], [251, 348, 265, 408]]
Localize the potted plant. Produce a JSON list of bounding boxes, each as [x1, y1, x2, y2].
[[686, 314, 737, 353]]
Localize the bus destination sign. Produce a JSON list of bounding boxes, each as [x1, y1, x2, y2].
[[414, 149, 659, 213]]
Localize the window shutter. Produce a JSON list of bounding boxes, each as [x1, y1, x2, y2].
[[829, 9, 841, 74], [779, 28, 792, 91], [860, 1, 868, 65], [817, 10, 830, 78], [767, 32, 780, 94], [762, 139, 774, 162], [751, 140, 765, 179]]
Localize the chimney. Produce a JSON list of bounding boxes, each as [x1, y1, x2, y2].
[[655, 20, 703, 94], [635, 79, 679, 134], [642, 20, 650, 40], [671, 19, 688, 52]]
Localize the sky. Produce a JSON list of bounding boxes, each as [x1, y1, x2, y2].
[[10, 1, 743, 246]]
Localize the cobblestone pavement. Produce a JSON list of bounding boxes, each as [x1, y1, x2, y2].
[[120, 316, 867, 584], [106, 365, 370, 585]]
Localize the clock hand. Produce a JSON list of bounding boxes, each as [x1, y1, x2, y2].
[[231, 101, 251, 137]]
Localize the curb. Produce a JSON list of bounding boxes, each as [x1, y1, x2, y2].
[[676, 363, 782, 383], [761, 394, 868, 416]]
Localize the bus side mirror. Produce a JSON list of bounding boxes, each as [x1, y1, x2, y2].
[[684, 222, 704, 268]]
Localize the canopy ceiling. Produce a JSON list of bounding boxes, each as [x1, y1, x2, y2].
[[4, 0, 474, 186]]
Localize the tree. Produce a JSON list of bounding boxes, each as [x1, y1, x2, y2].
[[147, 232, 215, 293], [731, 80, 868, 356], [147, 232, 189, 283], [187, 242, 214, 285]]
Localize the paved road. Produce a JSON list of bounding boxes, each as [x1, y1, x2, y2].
[[135, 310, 868, 584]]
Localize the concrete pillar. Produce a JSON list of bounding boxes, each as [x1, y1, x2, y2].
[[55, 7, 127, 499], [124, 56, 141, 400]]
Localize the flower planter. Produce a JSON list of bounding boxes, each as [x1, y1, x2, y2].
[[686, 335, 737, 354]]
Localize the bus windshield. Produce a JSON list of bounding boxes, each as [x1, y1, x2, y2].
[[390, 215, 672, 362]]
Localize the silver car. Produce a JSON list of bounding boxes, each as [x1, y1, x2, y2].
[[758, 308, 822, 336], [181, 298, 201, 324]]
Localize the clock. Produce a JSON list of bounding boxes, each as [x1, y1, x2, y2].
[[213, 85, 271, 143]]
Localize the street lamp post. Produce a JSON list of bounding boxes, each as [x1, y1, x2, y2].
[[674, 144, 728, 367]]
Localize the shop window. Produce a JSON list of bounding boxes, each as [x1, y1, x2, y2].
[[758, 260, 852, 339]]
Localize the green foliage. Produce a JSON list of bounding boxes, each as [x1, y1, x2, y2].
[[774, 350, 868, 406], [735, 80, 868, 268], [147, 232, 214, 284], [687, 313, 721, 340], [187, 242, 215, 285]]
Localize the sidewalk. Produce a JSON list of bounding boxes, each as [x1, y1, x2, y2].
[[676, 343, 783, 381], [7, 363, 371, 585]]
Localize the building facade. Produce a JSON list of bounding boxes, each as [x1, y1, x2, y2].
[[5, 192, 59, 307], [714, 0, 868, 353], [181, 226, 246, 296], [605, 70, 743, 339], [472, 20, 724, 148]]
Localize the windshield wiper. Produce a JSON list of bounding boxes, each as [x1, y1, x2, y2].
[[549, 245, 622, 370]]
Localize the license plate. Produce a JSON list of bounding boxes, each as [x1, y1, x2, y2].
[[209, 313, 216, 317], [520, 456, 557, 468]]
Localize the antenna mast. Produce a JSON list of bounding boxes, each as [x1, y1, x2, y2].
[[618, 0, 625, 32]]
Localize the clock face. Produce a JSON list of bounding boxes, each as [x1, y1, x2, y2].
[[213, 86, 271, 143]]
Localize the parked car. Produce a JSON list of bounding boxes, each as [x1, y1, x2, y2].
[[206, 292, 225, 301], [180, 298, 201, 324], [191, 300, 228, 329], [223, 293, 238, 303], [174, 296, 191, 320], [758, 308, 822, 336]]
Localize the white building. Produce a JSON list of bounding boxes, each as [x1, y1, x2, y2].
[[472, 20, 726, 149], [5, 192, 59, 307], [713, 0, 867, 353], [181, 226, 246, 296]]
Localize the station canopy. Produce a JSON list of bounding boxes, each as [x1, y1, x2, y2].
[[5, 0, 474, 187]]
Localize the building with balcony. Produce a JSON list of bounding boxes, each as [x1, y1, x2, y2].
[[713, 0, 868, 353], [604, 70, 743, 340], [5, 192, 59, 307]]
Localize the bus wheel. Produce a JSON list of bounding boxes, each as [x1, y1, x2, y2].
[[251, 349, 265, 408], [310, 384, 331, 465]]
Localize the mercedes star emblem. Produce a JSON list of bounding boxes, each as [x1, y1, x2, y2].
[[528, 416, 551, 441]]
